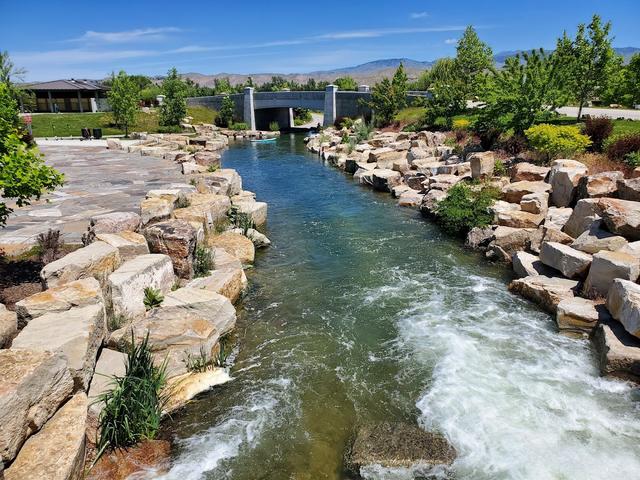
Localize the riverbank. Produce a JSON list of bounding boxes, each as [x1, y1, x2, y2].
[[306, 125, 640, 386], [0, 125, 272, 478]]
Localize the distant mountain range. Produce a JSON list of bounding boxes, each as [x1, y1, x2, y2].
[[182, 47, 640, 87]]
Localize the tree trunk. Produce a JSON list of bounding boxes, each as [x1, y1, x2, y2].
[[577, 99, 584, 121]]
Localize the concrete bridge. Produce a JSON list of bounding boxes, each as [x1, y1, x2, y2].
[[187, 86, 430, 130]]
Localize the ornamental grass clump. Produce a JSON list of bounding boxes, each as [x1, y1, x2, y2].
[[95, 333, 167, 461], [436, 183, 501, 236], [193, 246, 215, 277]]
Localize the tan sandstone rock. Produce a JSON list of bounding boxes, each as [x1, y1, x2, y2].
[[576, 171, 624, 200], [593, 320, 640, 383], [540, 241, 592, 279], [144, 220, 198, 279], [0, 304, 17, 348], [95, 231, 150, 260], [508, 275, 578, 313], [509, 162, 549, 182], [208, 232, 255, 264], [556, 297, 610, 337], [570, 222, 628, 255], [584, 250, 640, 297], [469, 151, 495, 179], [598, 198, 640, 241], [503, 181, 551, 204], [606, 279, 640, 338]]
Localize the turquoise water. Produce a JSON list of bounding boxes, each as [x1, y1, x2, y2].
[[159, 134, 640, 480]]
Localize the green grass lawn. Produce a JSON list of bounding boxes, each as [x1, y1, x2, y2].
[[31, 106, 217, 137]]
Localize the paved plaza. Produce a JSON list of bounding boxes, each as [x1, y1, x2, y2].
[[0, 142, 187, 254]]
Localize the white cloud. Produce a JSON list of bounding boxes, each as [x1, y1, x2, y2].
[[13, 48, 154, 65], [444, 38, 458, 44], [69, 27, 182, 43], [410, 12, 429, 19]]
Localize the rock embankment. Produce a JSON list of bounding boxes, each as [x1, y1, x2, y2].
[[307, 125, 640, 385], [0, 125, 271, 478]]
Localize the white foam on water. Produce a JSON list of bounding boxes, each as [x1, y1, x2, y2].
[[386, 267, 640, 480], [155, 377, 293, 480]]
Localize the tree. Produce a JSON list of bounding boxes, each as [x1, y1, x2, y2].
[[0, 51, 35, 111], [421, 58, 466, 129], [626, 53, 640, 106], [363, 64, 409, 126], [107, 71, 139, 138], [334, 76, 358, 91], [0, 83, 63, 226], [218, 96, 235, 127], [554, 15, 615, 119], [479, 49, 568, 134], [455, 26, 493, 99], [391, 63, 408, 110], [159, 67, 187, 127]]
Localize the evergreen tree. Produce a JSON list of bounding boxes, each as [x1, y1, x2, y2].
[[455, 26, 493, 99], [218, 96, 235, 128]]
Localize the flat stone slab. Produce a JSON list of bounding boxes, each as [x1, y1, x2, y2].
[[593, 319, 640, 383], [0, 349, 74, 464], [508, 275, 578, 313], [95, 231, 150, 260], [208, 232, 255, 264], [539, 241, 592, 279], [4, 393, 87, 480], [11, 303, 106, 390], [87, 348, 127, 416], [0, 145, 188, 252], [556, 297, 611, 337]]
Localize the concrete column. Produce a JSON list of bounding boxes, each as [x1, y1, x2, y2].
[[243, 87, 256, 131], [288, 108, 294, 128], [358, 85, 370, 92], [323, 84, 337, 127], [77, 91, 83, 113], [47, 91, 54, 113]]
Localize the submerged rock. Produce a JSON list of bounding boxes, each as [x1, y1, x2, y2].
[[346, 423, 455, 479], [86, 440, 171, 480]]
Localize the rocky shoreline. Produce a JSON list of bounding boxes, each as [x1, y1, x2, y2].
[[0, 125, 271, 478], [306, 126, 640, 386]]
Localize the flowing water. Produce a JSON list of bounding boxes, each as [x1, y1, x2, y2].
[[158, 134, 640, 480]]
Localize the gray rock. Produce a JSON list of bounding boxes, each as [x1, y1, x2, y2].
[[607, 279, 640, 339], [570, 221, 628, 254], [584, 250, 640, 298], [0, 304, 17, 348], [372, 169, 402, 192], [563, 199, 603, 238], [508, 275, 578, 313], [512, 251, 553, 278], [520, 192, 548, 215], [144, 220, 198, 279], [617, 178, 640, 202], [89, 211, 141, 234], [540, 242, 592, 279], [556, 297, 611, 337], [593, 319, 640, 383], [469, 151, 495, 179], [465, 226, 495, 251], [550, 164, 588, 207], [544, 207, 573, 231]]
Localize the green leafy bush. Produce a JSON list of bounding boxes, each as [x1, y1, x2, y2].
[[217, 96, 235, 128], [436, 183, 501, 235], [193, 246, 215, 277], [269, 121, 280, 131], [95, 333, 167, 459], [494, 159, 507, 177], [624, 151, 640, 168], [143, 287, 164, 310], [524, 124, 591, 161], [230, 122, 248, 131]]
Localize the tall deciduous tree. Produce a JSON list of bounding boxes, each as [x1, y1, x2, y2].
[[334, 76, 358, 91], [626, 53, 640, 106], [160, 67, 187, 127], [554, 15, 615, 119], [107, 71, 139, 138], [364, 64, 409, 126], [421, 58, 466, 129], [0, 83, 63, 226], [455, 26, 493, 99]]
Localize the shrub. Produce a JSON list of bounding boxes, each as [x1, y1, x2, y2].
[[95, 333, 167, 459], [175, 196, 190, 208], [36, 228, 63, 264], [625, 151, 640, 168], [606, 133, 640, 160], [525, 124, 591, 161], [452, 118, 470, 130], [269, 121, 280, 131], [206, 164, 219, 173], [583, 116, 613, 152], [353, 121, 373, 143], [230, 122, 248, 131], [228, 205, 255, 235], [156, 125, 182, 134], [494, 159, 507, 177], [500, 134, 527, 156], [143, 287, 164, 310], [436, 183, 501, 236], [193, 246, 215, 277]]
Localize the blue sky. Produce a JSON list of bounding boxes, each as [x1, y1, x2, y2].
[[1, 0, 638, 81]]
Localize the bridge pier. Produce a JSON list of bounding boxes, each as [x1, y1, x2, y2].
[[323, 85, 337, 127], [243, 87, 256, 130]]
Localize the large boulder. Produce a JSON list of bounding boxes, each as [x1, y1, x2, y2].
[[186, 248, 246, 303], [617, 178, 640, 202], [201, 169, 242, 196], [0, 350, 74, 463], [15, 277, 103, 328], [41, 241, 121, 289], [520, 192, 548, 215], [4, 393, 87, 480], [556, 297, 610, 337], [606, 279, 640, 338], [89, 211, 141, 234], [497, 210, 544, 229], [469, 151, 495, 179], [232, 199, 268, 227], [12, 303, 106, 390], [397, 189, 424, 208], [465, 226, 494, 251], [144, 220, 197, 279], [87, 348, 126, 416], [371, 169, 402, 192], [208, 232, 255, 264], [346, 423, 455, 477], [544, 207, 573, 231], [563, 199, 603, 238], [173, 193, 231, 231], [509, 162, 549, 182], [108, 254, 175, 319], [0, 304, 17, 348], [487, 227, 535, 263], [508, 275, 578, 313], [593, 320, 640, 383], [576, 171, 624, 200], [540, 241, 592, 279], [550, 163, 588, 207], [95, 231, 150, 260], [419, 189, 447, 219], [598, 198, 640, 241], [86, 440, 170, 480], [140, 197, 173, 227], [512, 251, 553, 278], [570, 221, 628, 254], [109, 289, 236, 377], [584, 250, 640, 297], [503, 181, 551, 204], [529, 226, 574, 254]]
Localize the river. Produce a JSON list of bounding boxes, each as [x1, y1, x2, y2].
[[158, 134, 640, 480]]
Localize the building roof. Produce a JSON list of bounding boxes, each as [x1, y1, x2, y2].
[[25, 79, 107, 91]]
